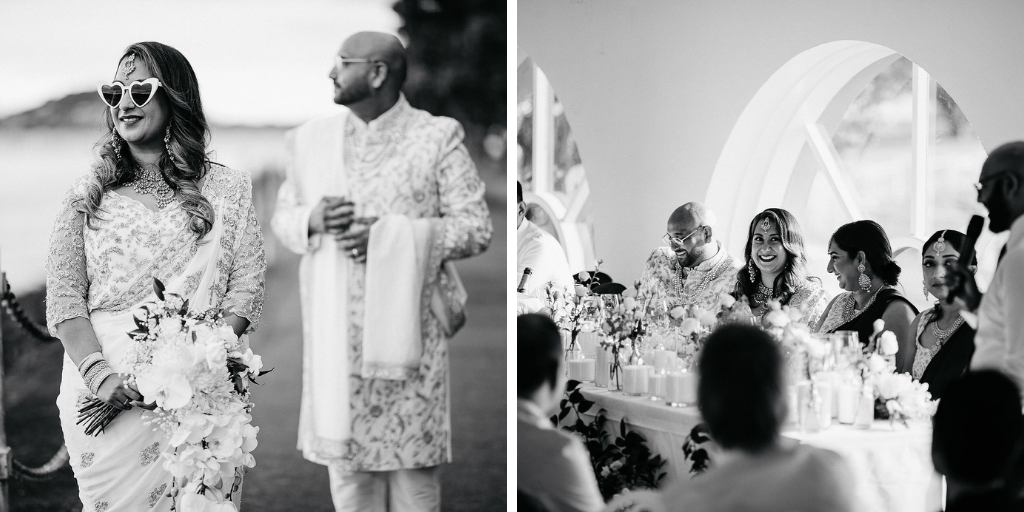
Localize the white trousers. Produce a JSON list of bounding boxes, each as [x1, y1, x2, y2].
[[328, 466, 441, 512]]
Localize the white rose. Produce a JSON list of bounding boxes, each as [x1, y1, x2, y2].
[[719, 293, 736, 309], [577, 271, 591, 282], [622, 297, 637, 311], [679, 318, 700, 336], [622, 288, 637, 299], [765, 310, 791, 328], [874, 373, 901, 400], [878, 331, 899, 356], [669, 306, 687, 319], [695, 308, 717, 327], [575, 284, 589, 297], [872, 319, 885, 334], [867, 353, 889, 375]]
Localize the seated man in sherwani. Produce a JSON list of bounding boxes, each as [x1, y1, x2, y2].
[[638, 202, 740, 312]]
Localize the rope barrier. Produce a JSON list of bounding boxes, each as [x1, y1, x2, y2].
[[11, 445, 69, 481], [0, 278, 56, 342]]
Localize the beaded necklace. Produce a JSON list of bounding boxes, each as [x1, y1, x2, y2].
[[930, 314, 965, 343], [126, 166, 174, 209], [672, 256, 731, 305], [840, 285, 891, 325]]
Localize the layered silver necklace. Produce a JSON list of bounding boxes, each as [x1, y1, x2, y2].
[[931, 314, 965, 343], [127, 166, 174, 209]]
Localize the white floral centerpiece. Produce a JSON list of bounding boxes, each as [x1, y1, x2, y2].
[[80, 279, 269, 511], [860, 320, 937, 426], [598, 283, 647, 389]]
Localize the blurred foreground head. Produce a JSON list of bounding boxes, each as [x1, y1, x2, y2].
[[699, 324, 786, 453], [517, 314, 564, 400], [932, 370, 1023, 486]]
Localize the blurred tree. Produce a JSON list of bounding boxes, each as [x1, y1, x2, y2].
[[394, 0, 505, 137]]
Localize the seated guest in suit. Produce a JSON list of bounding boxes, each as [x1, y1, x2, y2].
[[933, 370, 1024, 511], [734, 208, 829, 326], [518, 314, 604, 512], [814, 220, 918, 372], [907, 230, 977, 400], [518, 181, 574, 297], [653, 324, 856, 512]]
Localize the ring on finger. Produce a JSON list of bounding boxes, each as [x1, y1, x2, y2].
[[350, 249, 358, 257]]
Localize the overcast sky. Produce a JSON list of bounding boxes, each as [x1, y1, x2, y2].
[[0, 0, 401, 126]]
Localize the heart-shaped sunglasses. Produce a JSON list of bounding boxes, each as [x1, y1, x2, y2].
[[97, 78, 162, 108]]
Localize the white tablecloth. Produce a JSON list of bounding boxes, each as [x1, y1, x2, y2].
[[574, 384, 943, 512]]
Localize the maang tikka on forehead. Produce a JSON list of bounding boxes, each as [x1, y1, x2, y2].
[[761, 217, 771, 232], [933, 230, 947, 252], [122, 54, 136, 78]]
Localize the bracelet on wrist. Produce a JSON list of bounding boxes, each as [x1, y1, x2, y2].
[[77, 352, 104, 376]]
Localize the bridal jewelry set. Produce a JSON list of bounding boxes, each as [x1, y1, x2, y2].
[[126, 166, 175, 209]]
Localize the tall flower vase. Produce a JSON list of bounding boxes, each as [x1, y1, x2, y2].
[[610, 349, 624, 391], [562, 330, 582, 378]]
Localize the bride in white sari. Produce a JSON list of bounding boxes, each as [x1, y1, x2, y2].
[[45, 42, 266, 512]]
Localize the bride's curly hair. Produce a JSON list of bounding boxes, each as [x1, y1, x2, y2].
[[78, 41, 214, 239], [735, 208, 815, 307]]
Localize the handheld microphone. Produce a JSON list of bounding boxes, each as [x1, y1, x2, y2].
[[958, 215, 985, 266]]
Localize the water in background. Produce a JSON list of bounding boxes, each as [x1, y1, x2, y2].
[[0, 126, 289, 293]]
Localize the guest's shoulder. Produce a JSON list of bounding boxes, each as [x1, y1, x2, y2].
[[204, 163, 253, 198], [647, 246, 675, 264]]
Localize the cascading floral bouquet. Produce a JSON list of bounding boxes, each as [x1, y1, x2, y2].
[[77, 279, 269, 511]]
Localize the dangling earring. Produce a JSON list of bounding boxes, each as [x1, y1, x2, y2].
[[923, 282, 929, 300], [857, 263, 871, 291], [748, 258, 757, 283], [111, 131, 122, 162], [164, 123, 174, 161]]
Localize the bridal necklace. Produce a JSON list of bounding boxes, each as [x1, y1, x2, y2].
[[127, 166, 174, 209], [931, 314, 964, 343], [752, 282, 776, 305]]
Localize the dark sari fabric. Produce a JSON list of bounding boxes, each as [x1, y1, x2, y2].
[[834, 288, 919, 348], [919, 323, 976, 400]]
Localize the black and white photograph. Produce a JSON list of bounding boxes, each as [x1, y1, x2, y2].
[[518, 2, 1024, 512], [0, 1, 506, 510]]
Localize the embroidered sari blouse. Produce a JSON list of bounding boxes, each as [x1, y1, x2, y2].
[[45, 164, 267, 335]]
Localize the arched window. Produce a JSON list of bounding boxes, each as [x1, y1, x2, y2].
[[517, 50, 596, 273], [706, 41, 998, 311]]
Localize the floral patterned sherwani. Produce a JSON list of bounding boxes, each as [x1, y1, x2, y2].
[[637, 243, 740, 313], [272, 95, 492, 472]]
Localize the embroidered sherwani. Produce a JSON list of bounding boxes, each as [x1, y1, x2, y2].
[[45, 164, 266, 512], [271, 95, 492, 471], [637, 243, 740, 312]]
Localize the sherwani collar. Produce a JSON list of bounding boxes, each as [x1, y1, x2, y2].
[[346, 93, 411, 134]]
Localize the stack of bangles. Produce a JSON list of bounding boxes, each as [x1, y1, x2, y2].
[[78, 352, 113, 396]]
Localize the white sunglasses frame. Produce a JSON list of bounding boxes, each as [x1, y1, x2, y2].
[[97, 77, 163, 109]]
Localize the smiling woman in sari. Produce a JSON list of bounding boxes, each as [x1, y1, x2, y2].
[[45, 42, 266, 511]]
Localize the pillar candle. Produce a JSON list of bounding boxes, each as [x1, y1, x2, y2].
[[813, 380, 833, 430], [653, 349, 675, 373], [623, 365, 651, 395], [648, 373, 666, 399], [666, 371, 698, 406], [567, 359, 596, 382]]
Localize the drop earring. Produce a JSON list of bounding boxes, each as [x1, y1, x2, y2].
[[164, 124, 174, 161], [857, 263, 871, 291], [923, 282, 929, 300], [111, 131, 122, 162], [748, 258, 757, 283]]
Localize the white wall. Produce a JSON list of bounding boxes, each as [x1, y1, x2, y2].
[[520, 0, 1024, 283]]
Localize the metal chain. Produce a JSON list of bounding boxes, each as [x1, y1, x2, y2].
[[0, 277, 56, 342], [11, 444, 70, 481]]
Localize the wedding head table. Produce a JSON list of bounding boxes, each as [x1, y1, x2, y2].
[[573, 383, 943, 512]]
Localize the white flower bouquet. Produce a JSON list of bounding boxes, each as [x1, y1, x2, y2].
[[78, 279, 269, 510]]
